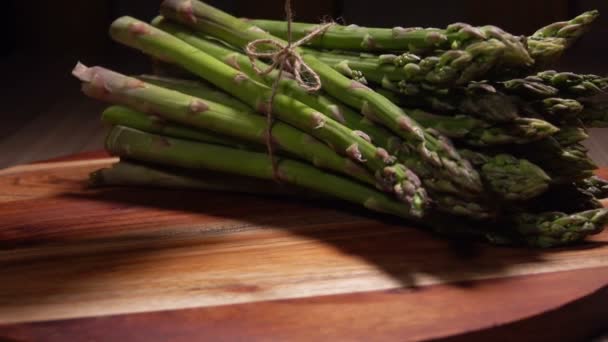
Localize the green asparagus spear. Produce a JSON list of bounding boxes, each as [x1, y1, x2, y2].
[[527, 10, 600, 67], [403, 110, 558, 147], [303, 39, 506, 87], [246, 19, 532, 67], [509, 138, 597, 181], [138, 74, 252, 112], [381, 82, 585, 125], [377, 85, 522, 123], [480, 154, 551, 201], [456, 149, 552, 201], [159, 0, 483, 194], [102, 105, 245, 148], [509, 209, 607, 248], [105, 126, 422, 218], [108, 18, 430, 209], [501, 70, 608, 99], [74, 64, 378, 188], [91, 160, 305, 197]]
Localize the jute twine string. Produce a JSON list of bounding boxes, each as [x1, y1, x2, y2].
[[245, 0, 333, 179]]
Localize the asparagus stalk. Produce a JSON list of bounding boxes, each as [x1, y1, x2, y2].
[[138, 74, 252, 112], [403, 110, 558, 147], [527, 10, 600, 67], [485, 208, 608, 248], [501, 70, 608, 99], [158, 0, 483, 194], [377, 85, 522, 123], [102, 105, 246, 148], [108, 18, 431, 209], [483, 154, 551, 201], [509, 209, 607, 248], [246, 19, 532, 67], [455, 150, 552, 201], [509, 138, 597, 181], [74, 64, 379, 188], [303, 39, 506, 87], [91, 160, 306, 197], [381, 82, 585, 125], [105, 126, 423, 218]]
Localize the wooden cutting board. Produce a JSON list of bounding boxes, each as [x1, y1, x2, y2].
[[0, 153, 607, 341]]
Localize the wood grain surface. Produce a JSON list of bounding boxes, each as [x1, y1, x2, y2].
[[0, 156, 607, 341]]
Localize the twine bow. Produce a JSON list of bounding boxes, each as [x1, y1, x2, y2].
[[245, 0, 333, 180]]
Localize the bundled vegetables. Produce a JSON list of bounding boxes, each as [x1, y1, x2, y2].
[[75, 0, 608, 247]]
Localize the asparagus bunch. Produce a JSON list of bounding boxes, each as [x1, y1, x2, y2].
[[72, 0, 607, 247], [158, 1, 484, 194], [136, 73, 553, 206], [74, 64, 432, 214]]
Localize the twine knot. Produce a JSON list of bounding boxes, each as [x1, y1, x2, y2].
[[245, 21, 333, 92]]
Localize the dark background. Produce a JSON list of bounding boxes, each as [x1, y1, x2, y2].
[[0, 0, 607, 167]]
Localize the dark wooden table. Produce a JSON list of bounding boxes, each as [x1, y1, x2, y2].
[[0, 153, 607, 341]]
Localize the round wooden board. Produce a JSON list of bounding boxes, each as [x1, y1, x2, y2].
[[0, 153, 607, 341]]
